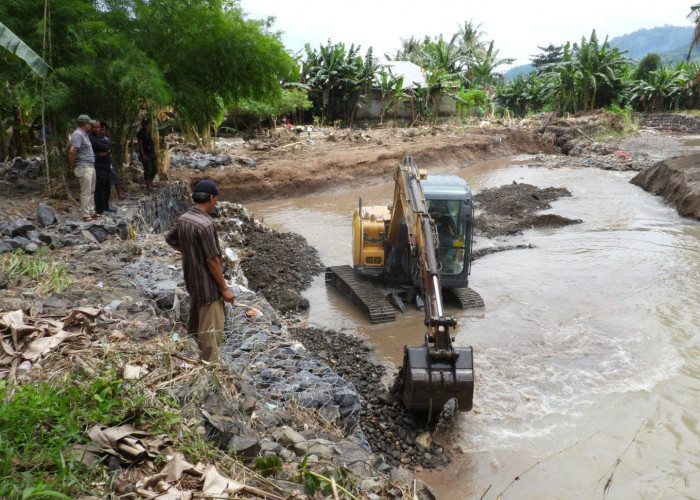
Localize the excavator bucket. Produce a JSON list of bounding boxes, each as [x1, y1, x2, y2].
[[401, 344, 474, 413]]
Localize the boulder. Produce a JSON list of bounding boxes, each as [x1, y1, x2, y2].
[[37, 203, 56, 226], [227, 435, 261, 460], [271, 426, 304, 446]]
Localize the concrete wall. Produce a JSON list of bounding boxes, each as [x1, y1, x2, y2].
[[355, 90, 457, 120]]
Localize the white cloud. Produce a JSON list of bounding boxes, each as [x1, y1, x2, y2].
[[240, 0, 695, 67]]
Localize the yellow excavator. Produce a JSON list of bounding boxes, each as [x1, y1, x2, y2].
[[325, 156, 478, 412]]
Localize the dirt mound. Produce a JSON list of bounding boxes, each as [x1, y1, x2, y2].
[[170, 127, 557, 204], [474, 182, 581, 237], [631, 154, 700, 220], [239, 225, 324, 312]]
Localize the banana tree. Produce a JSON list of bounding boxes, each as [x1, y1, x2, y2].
[[629, 67, 683, 111], [375, 68, 399, 125], [423, 68, 459, 124], [301, 41, 364, 124], [470, 40, 514, 87]]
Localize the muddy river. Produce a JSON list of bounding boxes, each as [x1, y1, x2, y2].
[[248, 148, 700, 498]]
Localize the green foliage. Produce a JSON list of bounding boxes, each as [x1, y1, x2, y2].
[[531, 44, 564, 69], [253, 455, 283, 478], [230, 88, 312, 130], [0, 247, 72, 295], [300, 40, 368, 123], [500, 31, 632, 115], [456, 88, 487, 117], [633, 53, 663, 81], [293, 452, 359, 499], [135, 0, 295, 134], [0, 371, 180, 498], [0, 21, 50, 77], [0, 0, 294, 161], [497, 71, 552, 116]]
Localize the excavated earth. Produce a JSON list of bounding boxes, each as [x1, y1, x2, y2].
[[630, 153, 700, 219], [2, 112, 700, 498]]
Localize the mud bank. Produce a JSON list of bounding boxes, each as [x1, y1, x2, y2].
[[630, 153, 700, 220], [170, 127, 558, 203]]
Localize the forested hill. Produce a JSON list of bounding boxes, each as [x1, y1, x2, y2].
[[505, 25, 696, 80], [609, 25, 694, 63]]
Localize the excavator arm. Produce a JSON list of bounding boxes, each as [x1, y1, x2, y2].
[[390, 157, 474, 413]]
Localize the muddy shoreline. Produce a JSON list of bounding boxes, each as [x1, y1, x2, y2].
[[2, 114, 700, 498]]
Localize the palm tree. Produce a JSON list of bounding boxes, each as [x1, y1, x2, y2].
[[470, 40, 514, 87], [686, 3, 700, 61]]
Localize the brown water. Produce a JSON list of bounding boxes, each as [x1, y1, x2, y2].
[[248, 149, 700, 498]]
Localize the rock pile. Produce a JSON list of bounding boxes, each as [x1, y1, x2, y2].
[[0, 156, 44, 183], [290, 326, 452, 470], [637, 112, 700, 133], [168, 148, 256, 172]]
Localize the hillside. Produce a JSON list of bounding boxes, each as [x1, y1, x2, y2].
[[609, 25, 695, 62], [505, 24, 697, 81]]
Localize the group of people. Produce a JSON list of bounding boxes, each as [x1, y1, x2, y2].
[[70, 113, 230, 363], [69, 114, 156, 222]]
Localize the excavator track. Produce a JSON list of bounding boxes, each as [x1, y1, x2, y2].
[[449, 286, 485, 309], [325, 265, 396, 323]]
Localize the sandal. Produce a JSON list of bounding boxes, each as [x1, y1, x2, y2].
[[83, 217, 94, 222]]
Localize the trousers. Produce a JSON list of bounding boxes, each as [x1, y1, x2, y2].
[[186, 299, 224, 361], [74, 166, 96, 218]]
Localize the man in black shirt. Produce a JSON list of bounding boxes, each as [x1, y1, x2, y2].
[[137, 116, 157, 191], [89, 119, 112, 215]]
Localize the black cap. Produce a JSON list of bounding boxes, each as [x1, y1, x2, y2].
[[193, 179, 219, 196]]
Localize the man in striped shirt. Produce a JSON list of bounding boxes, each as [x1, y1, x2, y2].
[[165, 179, 235, 361]]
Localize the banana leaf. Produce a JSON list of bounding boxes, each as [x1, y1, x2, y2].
[[0, 21, 51, 77]]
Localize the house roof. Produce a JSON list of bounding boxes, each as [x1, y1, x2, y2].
[[379, 60, 427, 88]]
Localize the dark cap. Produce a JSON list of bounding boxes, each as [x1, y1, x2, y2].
[[193, 179, 219, 196], [141, 116, 150, 123]]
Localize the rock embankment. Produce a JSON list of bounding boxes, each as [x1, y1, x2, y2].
[[0, 180, 440, 498], [630, 153, 700, 220], [637, 113, 700, 134]]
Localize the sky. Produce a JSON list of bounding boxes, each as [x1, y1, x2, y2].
[[239, 0, 697, 68]]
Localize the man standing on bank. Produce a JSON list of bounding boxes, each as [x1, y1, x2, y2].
[[89, 119, 112, 215], [137, 116, 157, 191], [165, 180, 235, 361], [69, 114, 97, 222]]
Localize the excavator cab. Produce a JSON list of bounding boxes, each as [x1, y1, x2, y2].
[[423, 175, 474, 288]]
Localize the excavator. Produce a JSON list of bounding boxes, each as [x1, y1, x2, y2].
[[325, 156, 478, 412]]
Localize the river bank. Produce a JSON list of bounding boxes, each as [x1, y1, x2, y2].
[[1, 112, 699, 499]]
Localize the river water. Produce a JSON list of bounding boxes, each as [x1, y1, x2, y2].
[[247, 143, 700, 499]]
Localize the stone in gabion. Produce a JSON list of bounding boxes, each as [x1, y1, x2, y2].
[[37, 203, 56, 226], [88, 226, 109, 243], [10, 218, 35, 237]]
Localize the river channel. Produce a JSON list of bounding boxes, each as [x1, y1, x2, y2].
[[247, 144, 700, 499]]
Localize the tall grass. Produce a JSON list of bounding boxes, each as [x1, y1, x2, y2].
[[0, 371, 180, 498], [0, 247, 72, 295]]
